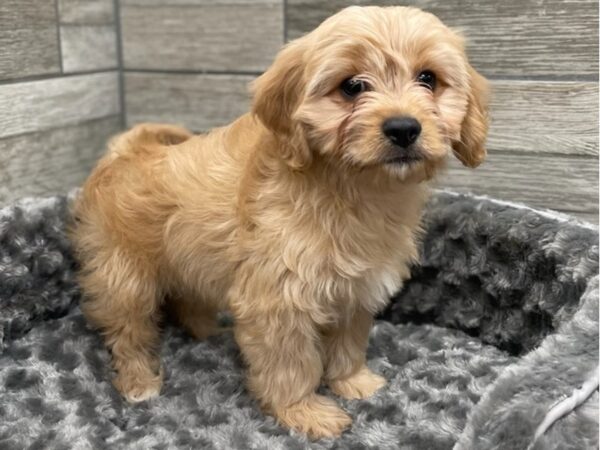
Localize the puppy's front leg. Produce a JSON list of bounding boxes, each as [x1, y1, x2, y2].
[[324, 308, 386, 400], [232, 295, 351, 439]]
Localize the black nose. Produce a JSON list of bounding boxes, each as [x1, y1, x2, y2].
[[382, 117, 421, 148]]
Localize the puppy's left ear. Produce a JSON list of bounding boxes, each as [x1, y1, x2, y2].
[[251, 39, 311, 169], [452, 65, 490, 168]]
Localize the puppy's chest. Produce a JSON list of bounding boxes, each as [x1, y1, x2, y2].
[[280, 205, 419, 312]]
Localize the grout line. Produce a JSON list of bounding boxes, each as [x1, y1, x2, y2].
[[486, 74, 599, 83], [59, 21, 116, 26], [123, 68, 263, 76], [0, 69, 118, 87], [54, 0, 64, 73], [113, 0, 127, 129], [487, 149, 599, 160], [7, 70, 589, 85], [1, 70, 592, 85]]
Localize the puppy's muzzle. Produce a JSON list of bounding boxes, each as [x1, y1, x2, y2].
[[382, 116, 422, 164]]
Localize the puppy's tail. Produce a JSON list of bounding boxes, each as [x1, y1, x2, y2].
[[107, 123, 194, 157]]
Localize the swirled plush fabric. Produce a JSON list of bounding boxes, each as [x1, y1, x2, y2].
[[0, 192, 597, 450]]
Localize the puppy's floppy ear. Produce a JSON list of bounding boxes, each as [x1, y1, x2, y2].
[[452, 65, 490, 168], [251, 39, 311, 169]]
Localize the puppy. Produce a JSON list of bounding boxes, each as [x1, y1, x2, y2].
[[71, 6, 489, 439]]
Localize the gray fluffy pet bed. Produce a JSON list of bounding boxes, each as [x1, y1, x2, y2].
[[0, 191, 598, 450]]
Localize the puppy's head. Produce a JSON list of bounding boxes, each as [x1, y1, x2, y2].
[[252, 6, 489, 177]]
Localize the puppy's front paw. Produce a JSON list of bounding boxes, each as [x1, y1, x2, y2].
[[114, 366, 163, 403], [275, 393, 352, 439], [329, 366, 386, 400]]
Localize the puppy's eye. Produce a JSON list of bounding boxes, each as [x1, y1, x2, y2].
[[340, 78, 368, 99], [417, 70, 436, 90]]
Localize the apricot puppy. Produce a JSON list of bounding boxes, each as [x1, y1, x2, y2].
[[71, 6, 489, 439]]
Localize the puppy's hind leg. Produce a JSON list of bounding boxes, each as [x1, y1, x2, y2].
[[80, 250, 163, 403]]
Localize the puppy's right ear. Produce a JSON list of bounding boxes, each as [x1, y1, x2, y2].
[[251, 40, 311, 169]]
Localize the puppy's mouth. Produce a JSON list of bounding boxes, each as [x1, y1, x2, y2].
[[383, 151, 424, 166]]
